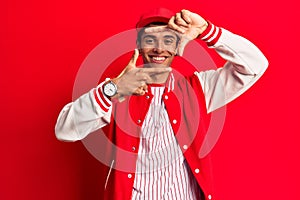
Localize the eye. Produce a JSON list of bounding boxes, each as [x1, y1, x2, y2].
[[164, 38, 175, 45], [144, 37, 155, 45]]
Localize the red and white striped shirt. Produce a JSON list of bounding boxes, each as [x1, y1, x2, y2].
[[132, 85, 202, 200]]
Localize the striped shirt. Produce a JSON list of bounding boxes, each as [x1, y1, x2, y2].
[[132, 86, 202, 200]]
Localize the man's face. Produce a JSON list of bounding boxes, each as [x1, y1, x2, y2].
[[138, 27, 178, 68]]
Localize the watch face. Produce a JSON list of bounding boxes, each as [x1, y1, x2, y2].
[[104, 82, 117, 97]]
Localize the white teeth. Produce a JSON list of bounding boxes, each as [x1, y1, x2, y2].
[[152, 57, 165, 61]]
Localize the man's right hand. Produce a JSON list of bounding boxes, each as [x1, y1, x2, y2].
[[111, 49, 171, 98]]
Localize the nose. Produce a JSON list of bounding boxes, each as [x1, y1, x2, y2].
[[153, 41, 164, 53]]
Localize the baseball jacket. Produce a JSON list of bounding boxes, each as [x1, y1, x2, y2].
[[55, 23, 268, 200]]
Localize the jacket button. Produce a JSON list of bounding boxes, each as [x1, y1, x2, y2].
[[128, 174, 132, 178], [208, 194, 212, 199], [183, 145, 188, 150], [137, 119, 141, 124], [195, 168, 200, 174], [164, 95, 168, 100], [172, 119, 177, 124], [132, 146, 136, 151], [146, 95, 150, 99]]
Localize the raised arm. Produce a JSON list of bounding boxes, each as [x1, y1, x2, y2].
[[196, 23, 268, 112], [55, 50, 171, 141], [168, 9, 268, 113]]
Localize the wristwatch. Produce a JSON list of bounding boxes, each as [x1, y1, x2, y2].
[[103, 81, 118, 97]]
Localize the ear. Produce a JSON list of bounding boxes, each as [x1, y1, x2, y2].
[[136, 40, 141, 49], [138, 48, 143, 55], [174, 47, 178, 56], [136, 43, 143, 54], [173, 43, 179, 56]]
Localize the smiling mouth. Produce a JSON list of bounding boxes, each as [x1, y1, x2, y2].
[[150, 56, 167, 64]]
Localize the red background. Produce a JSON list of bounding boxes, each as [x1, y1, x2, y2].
[[1, 0, 299, 199]]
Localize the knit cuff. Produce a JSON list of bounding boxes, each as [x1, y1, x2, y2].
[[199, 22, 222, 46], [93, 81, 112, 112]]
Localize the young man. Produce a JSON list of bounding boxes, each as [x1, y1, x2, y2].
[[55, 8, 268, 200]]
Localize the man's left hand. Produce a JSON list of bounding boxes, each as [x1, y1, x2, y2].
[[168, 9, 208, 40]]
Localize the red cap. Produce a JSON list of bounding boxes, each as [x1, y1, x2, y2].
[[136, 8, 174, 28]]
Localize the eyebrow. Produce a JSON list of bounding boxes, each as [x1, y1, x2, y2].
[[163, 35, 176, 39], [142, 34, 176, 40], [142, 35, 156, 40]]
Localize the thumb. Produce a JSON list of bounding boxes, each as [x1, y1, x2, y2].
[[177, 36, 190, 56], [117, 49, 139, 79], [128, 48, 139, 68]]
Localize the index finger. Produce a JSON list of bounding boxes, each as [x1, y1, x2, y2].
[[175, 12, 189, 28], [168, 16, 187, 34], [144, 25, 183, 40], [140, 67, 172, 75], [144, 25, 168, 33], [180, 9, 192, 24]]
